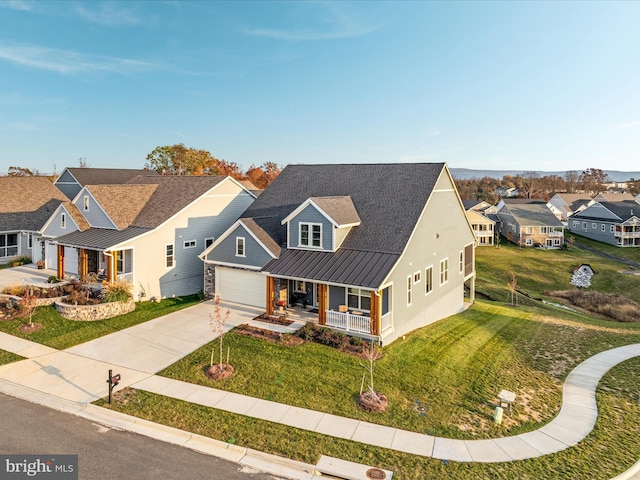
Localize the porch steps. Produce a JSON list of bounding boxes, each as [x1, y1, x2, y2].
[[314, 455, 393, 480]]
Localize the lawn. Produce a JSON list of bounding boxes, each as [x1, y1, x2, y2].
[[0, 295, 202, 350], [570, 233, 640, 265], [0, 349, 23, 366]]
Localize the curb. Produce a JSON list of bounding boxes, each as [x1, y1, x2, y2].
[[0, 379, 317, 480]]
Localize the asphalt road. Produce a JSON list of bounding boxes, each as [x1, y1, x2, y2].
[[0, 393, 287, 480]]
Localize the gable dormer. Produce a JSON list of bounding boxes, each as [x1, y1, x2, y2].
[[281, 196, 361, 252]]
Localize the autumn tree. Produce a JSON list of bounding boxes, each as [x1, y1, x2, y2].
[[565, 170, 580, 193], [7, 166, 38, 176], [145, 144, 245, 180], [579, 168, 609, 195], [627, 179, 640, 196], [519, 171, 541, 199], [246, 162, 282, 189]]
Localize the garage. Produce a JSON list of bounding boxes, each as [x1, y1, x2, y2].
[[215, 267, 265, 308]]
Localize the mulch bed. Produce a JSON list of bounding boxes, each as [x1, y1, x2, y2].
[[252, 314, 294, 326], [234, 324, 304, 346], [205, 363, 234, 381], [18, 322, 42, 333], [356, 390, 388, 412]]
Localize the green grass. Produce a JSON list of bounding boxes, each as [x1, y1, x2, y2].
[[476, 242, 640, 303], [0, 348, 23, 366], [0, 295, 202, 350], [569, 233, 640, 264], [99, 357, 640, 479]]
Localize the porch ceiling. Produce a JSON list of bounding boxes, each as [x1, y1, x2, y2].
[[262, 248, 399, 290]]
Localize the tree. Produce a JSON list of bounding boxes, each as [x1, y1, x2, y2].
[[627, 178, 640, 196], [579, 168, 609, 195], [246, 162, 282, 189], [145, 144, 246, 180], [520, 171, 541, 199], [8, 166, 38, 176], [565, 170, 580, 193], [206, 296, 233, 381], [78, 157, 89, 168]]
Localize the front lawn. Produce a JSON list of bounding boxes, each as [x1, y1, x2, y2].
[[0, 349, 23, 366], [0, 295, 202, 350]]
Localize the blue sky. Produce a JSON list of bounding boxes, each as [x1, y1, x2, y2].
[[1, 0, 639, 175]]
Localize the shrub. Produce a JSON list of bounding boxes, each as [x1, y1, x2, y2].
[[19, 256, 32, 265], [101, 281, 133, 303], [47, 276, 60, 284], [296, 321, 319, 341], [350, 335, 363, 347]]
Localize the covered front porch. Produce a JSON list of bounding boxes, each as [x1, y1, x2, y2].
[[266, 277, 392, 337], [55, 245, 133, 283]]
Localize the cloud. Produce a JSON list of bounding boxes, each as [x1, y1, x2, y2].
[[0, 0, 35, 12], [73, 2, 140, 27], [240, 2, 377, 41], [427, 128, 443, 137], [0, 43, 157, 74], [617, 121, 640, 129]]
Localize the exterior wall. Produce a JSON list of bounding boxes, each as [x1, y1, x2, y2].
[[117, 179, 254, 300], [334, 226, 351, 250], [382, 170, 475, 344], [54, 171, 81, 200], [497, 209, 522, 245], [73, 190, 116, 229], [206, 224, 273, 268], [328, 285, 346, 310], [42, 206, 81, 238], [568, 218, 618, 246], [54, 297, 135, 321], [287, 204, 333, 251]]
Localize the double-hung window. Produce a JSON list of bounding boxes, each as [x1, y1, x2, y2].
[[165, 244, 174, 268], [299, 223, 321, 248], [440, 258, 449, 285], [347, 288, 371, 311], [236, 237, 245, 257], [407, 276, 412, 306], [425, 266, 433, 294]]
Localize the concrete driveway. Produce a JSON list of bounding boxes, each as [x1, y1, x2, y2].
[[0, 264, 59, 290]]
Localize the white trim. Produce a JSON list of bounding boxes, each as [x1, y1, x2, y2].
[[236, 236, 245, 257], [424, 265, 433, 295], [61, 212, 67, 229], [204, 237, 215, 249], [183, 239, 197, 249], [165, 243, 174, 268], [83, 195, 89, 211], [298, 222, 322, 248], [202, 259, 263, 271], [73, 187, 118, 230], [281, 197, 361, 228], [198, 219, 277, 260], [459, 250, 464, 273], [406, 275, 412, 306], [439, 258, 449, 285]]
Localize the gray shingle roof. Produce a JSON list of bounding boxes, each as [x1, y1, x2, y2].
[[310, 196, 361, 226], [63, 168, 158, 187], [499, 201, 564, 227], [242, 163, 445, 254], [0, 176, 67, 232], [86, 184, 158, 230], [125, 175, 227, 228], [574, 201, 640, 222], [241, 218, 281, 258]]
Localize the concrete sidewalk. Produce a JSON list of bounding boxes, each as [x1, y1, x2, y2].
[[1, 299, 640, 477]]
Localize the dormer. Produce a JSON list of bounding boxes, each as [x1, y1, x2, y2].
[[281, 196, 361, 252]]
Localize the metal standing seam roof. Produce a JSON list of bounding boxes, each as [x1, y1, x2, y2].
[[261, 248, 400, 290], [53, 227, 151, 250]]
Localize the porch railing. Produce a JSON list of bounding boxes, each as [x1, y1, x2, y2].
[[325, 310, 371, 334], [117, 272, 133, 283]]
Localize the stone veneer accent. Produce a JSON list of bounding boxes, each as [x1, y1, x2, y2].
[[54, 297, 135, 321]]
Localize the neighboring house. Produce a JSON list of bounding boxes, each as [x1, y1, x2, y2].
[[52, 175, 256, 299], [547, 193, 592, 222], [54, 167, 158, 200], [463, 201, 495, 246], [593, 192, 636, 203], [496, 199, 565, 248], [0, 176, 67, 264], [567, 201, 640, 247], [201, 163, 476, 345], [495, 187, 519, 198]]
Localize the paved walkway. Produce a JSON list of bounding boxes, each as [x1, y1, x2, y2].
[[0, 300, 640, 476]]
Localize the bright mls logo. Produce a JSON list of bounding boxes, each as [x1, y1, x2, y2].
[[1, 455, 77, 479]]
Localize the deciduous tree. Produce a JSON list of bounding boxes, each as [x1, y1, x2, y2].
[[579, 168, 608, 195]]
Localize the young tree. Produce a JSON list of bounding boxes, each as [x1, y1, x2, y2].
[[18, 285, 41, 333], [207, 296, 233, 380], [357, 341, 387, 412], [8, 166, 38, 176]]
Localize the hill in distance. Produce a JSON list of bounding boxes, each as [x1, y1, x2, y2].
[[449, 168, 640, 183]]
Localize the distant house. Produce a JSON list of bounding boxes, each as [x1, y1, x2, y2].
[[568, 201, 640, 247], [201, 163, 476, 345], [54, 167, 158, 200], [593, 192, 636, 203], [463, 201, 495, 246], [495, 187, 519, 198], [496, 199, 565, 248], [52, 175, 256, 299], [547, 193, 592, 222], [0, 176, 67, 264]]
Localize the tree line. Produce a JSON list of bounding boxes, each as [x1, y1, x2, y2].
[[454, 168, 640, 203]]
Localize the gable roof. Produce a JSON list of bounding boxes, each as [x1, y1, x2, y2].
[[125, 175, 227, 228], [281, 196, 361, 227], [0, 176, 67, 232], [242, 218, 282, 258], [499, 200, 564, 227], [85, 184, 158, 230], [61, 201, 91, 231], [594, 192, 636, 202], [582, 201, 640, 222], [242, 163, 445, 254], [60, 168, 158, 187]]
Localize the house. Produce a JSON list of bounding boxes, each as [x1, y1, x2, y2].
[[567, 201, 640, 247], [200, 163, 476, 345], [496, 199, 565, 248], [547, 193, 592, 222], [463, 200, 495, 246], [0, 176, 68, 265], [52, 175, 256, 299], [495, 187, 519, 198], [54, 167, 158, 200], [593, 192, 637, 203]]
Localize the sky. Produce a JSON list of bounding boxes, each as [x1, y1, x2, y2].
[[1, 0, 639, 175]]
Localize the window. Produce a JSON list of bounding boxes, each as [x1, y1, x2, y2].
[[165, 244, 174, 268], [205, 238, 214, 249], [61, 213, 66, 229], [0, 233, 18, 258], [592, 223, 597, 229], [413, 271, 421, 283], [299, 223, 321, 248], [294, 280, 306, 292], [526, 238, 533, 246], [525, 226, 533, 234], [573, 221, 579, 228], [183, 240, 196, 249], [83, 196, 89, 211], [27, 234, 32, 249], [236, 237, 245, 257], [601, 224, 606, 232], [610, 225, 614, 233], [407, 276, 412, 306], [425, 266, 433, 294], [116, 251, 124, 273], [540, 227, 549, 234], [459, 251, 464, 273], [347, 288, 371, 311], [440, 258, 448, 285], [554, 238, 561, 246], [582, 222, 587, 229]]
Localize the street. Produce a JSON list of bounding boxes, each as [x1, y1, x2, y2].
[[0, 393, 287, 480]]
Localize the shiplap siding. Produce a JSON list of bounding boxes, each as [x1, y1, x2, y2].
[[287, 204, 333, 251], [206, 223, 273, 268], [73, 191, 116, 229]]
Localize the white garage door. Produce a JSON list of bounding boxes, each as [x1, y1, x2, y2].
[[216, 267, 265, 308], [64, 247, 78, 275], [45, 242, 57, 269]]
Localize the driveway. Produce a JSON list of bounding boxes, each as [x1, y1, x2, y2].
[[0, 264, 59, 290]]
